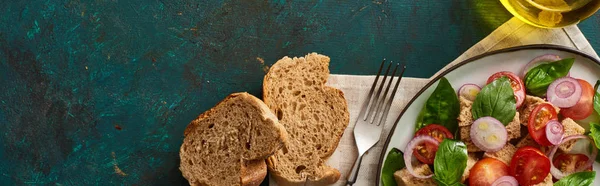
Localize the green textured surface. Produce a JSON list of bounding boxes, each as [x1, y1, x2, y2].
[[0, 0, 599, 185]]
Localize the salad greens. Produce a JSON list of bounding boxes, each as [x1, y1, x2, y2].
[[590, 122, 600, 149], [432, 139, 467, 186], [381, 148, 405, 186], [589, 122, 600, 163], [415, 77, 460, 134], [472, 77, 517, 125], [553, 171, 596, 186], [524, 58, 574, 96], [591, 81, 600, 163], [594, 80, 600, 115]]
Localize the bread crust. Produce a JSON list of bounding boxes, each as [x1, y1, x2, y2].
[[179, 92, 287, 186], [241, 160, 267, 186], [263, 53, 349, 185]]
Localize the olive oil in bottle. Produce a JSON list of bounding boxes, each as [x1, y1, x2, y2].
[[500, 0, 600, 28]]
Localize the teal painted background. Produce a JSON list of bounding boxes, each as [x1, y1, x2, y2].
[[1, 0, 600, 185]]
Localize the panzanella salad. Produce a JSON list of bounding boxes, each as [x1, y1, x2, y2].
[[382, 55, 600, 186]]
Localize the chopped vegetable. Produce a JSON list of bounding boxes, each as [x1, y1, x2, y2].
[[553, 171, 596, 186], [509, 146, 551, 185], [553, 153, 592, 174], [520, 54, 561, 78], [547, 77, 582, 108], [545, 120, 564, 145], [561, 79, 595, 120], [469, 158, 509, 186], [524, 58, 574, 96], [414, 124, 453, 164], [548, 135, 598, 179], [590, 122, 600, 163], [381, 148, 405, 186], [590, 122, 600, 149], [487, 71, 526, 108], [415, 77, 460, 134], [432, 139, 468, 186], [404, 135, 438, 178], [472, 76, 517, 125], [470, 117, 508, 152], [458, 84, 481, 101], [527, 103, 558, 146], [491, 176, 518, 186]]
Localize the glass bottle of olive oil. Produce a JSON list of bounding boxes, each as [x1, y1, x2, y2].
[[500, 0, 600, 28]]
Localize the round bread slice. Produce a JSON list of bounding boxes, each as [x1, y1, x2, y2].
[[263, 53, 350, 185], [179, 92, 287, 186]]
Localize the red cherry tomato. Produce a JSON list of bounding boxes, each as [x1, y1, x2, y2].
[[469, 158, 509, 186], [561, 79, 594, 120], [487, 71, 526, 108], [412, 124, 453, 164], [510, 146, 551, 186], [415, 124, 454, 142], [552, 153, 593, 172], [528, 103, 558, 146]]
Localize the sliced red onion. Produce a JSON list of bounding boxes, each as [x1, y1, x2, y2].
[[458, 84, 481, 101], [547, 77, 582, 108], [515, 91, 525, 108], [491, 176, 519, 186], [545, 120, 564, 145], [548, 135, 598, 179], [521, 54, 561, 78], [403, 135, 438, 178], [470, 117, 508, 152]]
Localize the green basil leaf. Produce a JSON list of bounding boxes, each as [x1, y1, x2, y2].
[[434, 181, 465, 186], [433, 139, 468, 186], [594, 80, 600, 115], [381, 148, 405, 186], [590, 122, 600, 149], [415, 77, 460, 134], [554, 171, 596, 186], [472, 76, 517, 125], [524, 58, 574, 96]]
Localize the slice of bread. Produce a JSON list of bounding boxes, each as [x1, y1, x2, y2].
[[394, 164, 436, 186], [515, 135, 550, 153], [263, 53, 350, 185], [461, 153, 480, 183], [559, 118, 585, 152], [179, 92, 288, 186], [458, 96, 474, 127], [483, 143, 517, 165]]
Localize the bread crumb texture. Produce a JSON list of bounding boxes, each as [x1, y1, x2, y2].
[[263, 53, 350, 185], [179, 93, 286, 186]]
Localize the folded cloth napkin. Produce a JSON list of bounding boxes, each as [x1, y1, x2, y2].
[[270, 17, 600, 186]]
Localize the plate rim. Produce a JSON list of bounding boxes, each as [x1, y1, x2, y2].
[[375, 44, 600, 185]]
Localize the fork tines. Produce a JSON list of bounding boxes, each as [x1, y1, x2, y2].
[[359, 60, 406, 126]]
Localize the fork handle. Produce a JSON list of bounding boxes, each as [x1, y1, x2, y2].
[[346, 153, 364, 186]]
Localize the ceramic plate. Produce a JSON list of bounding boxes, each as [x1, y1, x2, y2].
[[376, 44, 600, 185]]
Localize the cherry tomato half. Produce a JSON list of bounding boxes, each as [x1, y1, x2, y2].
[[553, 153, 592, 172], [561, 79, 594, 120], [487, 71, 526, 108], [528, 103, 558, 146], [510, 146, 551, 186], [469, 158, 509, 186], [412, 124, 453, 164], [415, 124, 454, 142]]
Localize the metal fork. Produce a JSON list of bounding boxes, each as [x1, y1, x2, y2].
[[346, 60, 406, 186]]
